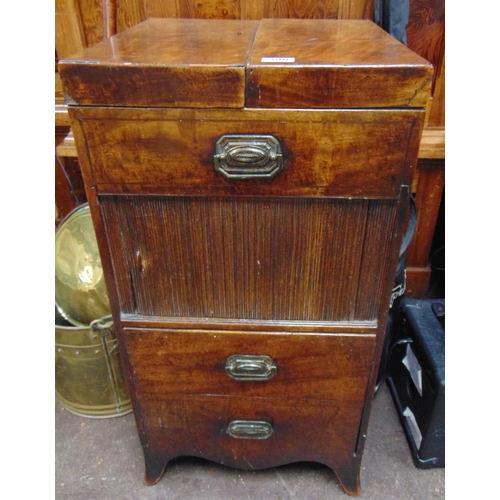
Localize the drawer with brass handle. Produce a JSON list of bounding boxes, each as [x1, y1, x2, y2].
[[124, 327, 375, 402], [71, 106, 422, 199], [138, 392, 364, 489]]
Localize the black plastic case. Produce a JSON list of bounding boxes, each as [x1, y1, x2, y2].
[[387, 298, 445, 468]]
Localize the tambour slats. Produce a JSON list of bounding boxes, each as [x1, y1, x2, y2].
[[99, 195, 398, 322], [99, 197, 136, 313]]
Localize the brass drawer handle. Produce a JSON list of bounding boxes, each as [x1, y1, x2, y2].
[[227, 420, 274, 440], [214, 134, 283, 180], [225, 354, 277, 381]]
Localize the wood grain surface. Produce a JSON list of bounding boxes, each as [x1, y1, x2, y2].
[[99, 195, 399, 322], [247, 19, 433, 109], [113, 0, 375, 32], [71, 107, 424, 198], [59, 18, 259, 108], [59, 18, 432, 109], [407, 0, 445, 95], [138, 392, 363, 493], [123, 328, 376, 400]]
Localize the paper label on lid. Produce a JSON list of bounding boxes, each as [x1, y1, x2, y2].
[[261, 57, 295, 63]]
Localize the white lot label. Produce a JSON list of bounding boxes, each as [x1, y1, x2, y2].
[[261, 57, 295, 63]]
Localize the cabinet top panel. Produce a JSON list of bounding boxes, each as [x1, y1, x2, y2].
[[247, 19, 433, 108], [59, 18, 432, 109]]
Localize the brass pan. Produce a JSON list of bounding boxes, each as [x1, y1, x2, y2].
[[55, 203, 111, 326], [55, 309, 132, 418]]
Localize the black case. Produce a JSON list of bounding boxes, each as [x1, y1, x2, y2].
[[387, 298, 445, 468]]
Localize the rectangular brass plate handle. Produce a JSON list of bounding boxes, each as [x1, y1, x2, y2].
[[214, 134, 283, 180], [225, 354, 277, 381], [227, 420, 274, 440]]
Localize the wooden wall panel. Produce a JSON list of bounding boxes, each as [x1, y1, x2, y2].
[[55, 0, 114, 56], [427, 51, 444, 127], [404, 0, 444, 296], [55, 156, 78, 224], [55, 0, 86, 59], [114, 0, 374, 31], [407, 0, 444, 75], [143, 0, 179, 18], [407, 0, 445, 127], [407, 160, 444, 268], [55, 156, 88, 224], [56, 0, 377, 56], [116, 0, 146, 31], [177, 0, 242, 19], [78, 0, 106, 45], [244, 0, 341, 19]]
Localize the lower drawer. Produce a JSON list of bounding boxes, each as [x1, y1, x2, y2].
[[138, 393, 364, 470], [123, 327, 376, 402]]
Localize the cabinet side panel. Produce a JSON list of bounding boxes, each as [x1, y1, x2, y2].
[[99, 195, 398, 322]]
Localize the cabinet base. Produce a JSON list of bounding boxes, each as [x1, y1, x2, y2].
[[143, 451, 361, 496]]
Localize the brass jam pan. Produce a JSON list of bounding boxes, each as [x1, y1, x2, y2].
[[55, 204, 111, 326], [55, 310, 132, 418]]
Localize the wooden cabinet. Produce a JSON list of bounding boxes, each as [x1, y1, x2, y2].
[[59, 18, 432, 495]]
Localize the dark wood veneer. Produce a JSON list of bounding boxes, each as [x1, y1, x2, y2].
[[124, 328, 376, 400]]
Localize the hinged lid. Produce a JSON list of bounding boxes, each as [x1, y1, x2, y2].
[[247, 19, 433, 109], [59, 18, 433, 109], [58, 18, 259, 108]]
